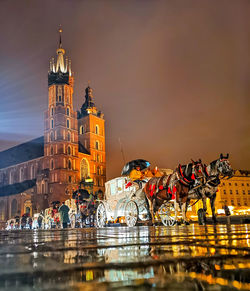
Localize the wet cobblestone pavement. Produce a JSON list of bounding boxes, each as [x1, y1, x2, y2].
[[0, 224, 250, 290]]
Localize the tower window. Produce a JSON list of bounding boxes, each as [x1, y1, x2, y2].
[[80, 125, 84, 134], [67, 132, 71, 142], [66, 119, 70, 129], [95, 141, 99, 150], [68, 160, 72, 169], [95, 125, 99, 135], [51, 119, 54, 129], [51, 160, 54, 170], [59, 95, 62, 102], [50, 146, 53, 155], [51, 107, 54, 116], [67, 146, 71, 155], [69, 176, 72, 183], [50, 132, 54, 141], [66, 107, 70, 116]]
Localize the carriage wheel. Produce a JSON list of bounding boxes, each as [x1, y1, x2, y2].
[[96, 203, 107, 228], [125, 201, 138, 227], [159, 202, 176, 226], [161, 215, 176, 226]]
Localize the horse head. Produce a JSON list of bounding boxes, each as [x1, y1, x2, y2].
[[217, 153, 233, 178], [191, 158, 205, 186]]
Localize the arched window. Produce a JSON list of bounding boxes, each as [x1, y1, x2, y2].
[[66, 107, 70, 116], [95, 125, 99, 135], [9, 171, 13, 184], [50, 146, 53, 155], [19, 168, 24, 182], [68, 159, 72, 170], [50, 132, 54, 141], [80, 159, 89, 180], [97, 166, 100, 175], [67, 132, 71, 142], [80, 125, 84, 134], [95, 140, 99, 150], [41, 182, 45, 194], [0, 200, 5, 220], [11, 199, 17, 217], [51, 119, 54, 129], [97, 154, 99, 162], [66, 119, 70, 129], [67, 146, 71, 155], [51, 107, 54, 116], [30, 165, 34, 179], [51, 160, 54, 170]]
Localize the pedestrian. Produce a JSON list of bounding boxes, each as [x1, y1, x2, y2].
[[59, 201, 70, 229], [38, 213, 43, 229]]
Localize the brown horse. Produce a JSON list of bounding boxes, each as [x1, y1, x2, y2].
[[144, 160, 204, 225]]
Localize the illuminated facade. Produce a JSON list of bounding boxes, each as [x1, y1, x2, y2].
[[0, 31, 106, 227]]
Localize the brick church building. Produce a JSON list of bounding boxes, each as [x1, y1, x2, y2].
[[0, 30, 106, 228]]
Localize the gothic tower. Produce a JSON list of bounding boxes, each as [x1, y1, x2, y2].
[[44, 29, 79, 202], [78, 86, 106, 195]]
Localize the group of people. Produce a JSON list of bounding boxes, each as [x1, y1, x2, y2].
[[128, 166, 163, 189]]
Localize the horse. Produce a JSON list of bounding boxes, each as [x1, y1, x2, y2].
[[143, 159, 204, 225], [187, 153, 233, 224]]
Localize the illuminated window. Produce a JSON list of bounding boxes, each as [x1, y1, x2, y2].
[[95, 125, 99, 135], [80, 125, 84, 134], [50, 160, 54, 170], [95, 140, 99, 150]]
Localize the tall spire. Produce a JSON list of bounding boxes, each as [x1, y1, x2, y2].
[[48, 28, 72, 86], [59, 26, 62, 48]]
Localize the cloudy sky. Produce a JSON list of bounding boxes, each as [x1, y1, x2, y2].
[[0, 0, 249, 179]]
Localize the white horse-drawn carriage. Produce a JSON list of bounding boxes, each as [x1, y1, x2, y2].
[[95, 177, 177, 228]]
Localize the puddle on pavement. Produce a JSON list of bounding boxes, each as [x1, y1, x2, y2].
[[0, 224, 249, 290]]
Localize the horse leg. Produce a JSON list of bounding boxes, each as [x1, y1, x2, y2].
[[174, 199, 179, 225], [201, 194, 207, 224], [181, 202, 190, 225], [210, 194, 218, 224], [147, 198, 155, 226]]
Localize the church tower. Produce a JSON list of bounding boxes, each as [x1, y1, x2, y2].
[[44, 29, 79, 202], [78, 86, 106, 195]]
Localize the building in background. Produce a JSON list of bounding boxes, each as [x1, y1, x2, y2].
[[189, 170, 250, 217], [0, 30, 106, 228]]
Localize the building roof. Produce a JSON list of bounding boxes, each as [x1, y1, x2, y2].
[[78, 141, 90, 155], [0, 179, 36, 197], [0, 137, 44, 169]]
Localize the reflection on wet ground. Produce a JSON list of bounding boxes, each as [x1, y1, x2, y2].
[[0, 224, 249, 290]]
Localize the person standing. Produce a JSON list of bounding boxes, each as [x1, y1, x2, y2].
[[59, 201, 70, 229]]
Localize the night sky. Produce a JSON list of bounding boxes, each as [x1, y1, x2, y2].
[[0, 0, 249, 179]]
